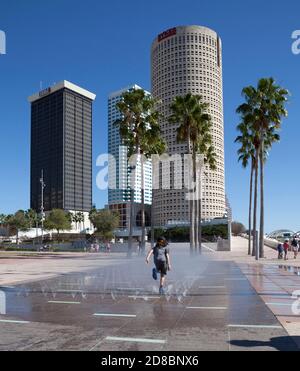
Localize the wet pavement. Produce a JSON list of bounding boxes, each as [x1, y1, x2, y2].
[[0, 245, 299, 351]]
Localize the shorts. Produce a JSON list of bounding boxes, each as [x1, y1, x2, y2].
[[155, 261, 168, 276]]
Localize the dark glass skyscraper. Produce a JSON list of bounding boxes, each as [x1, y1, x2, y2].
[[29, 81, 96, 213]]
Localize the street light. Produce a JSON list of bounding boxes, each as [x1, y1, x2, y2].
[[128, 164, 136, 258], [40, 170, 46, 245]]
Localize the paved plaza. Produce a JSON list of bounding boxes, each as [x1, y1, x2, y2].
[[0, 238, 299, 351]]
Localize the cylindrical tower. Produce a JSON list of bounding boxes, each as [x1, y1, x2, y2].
[[151, 25, 225, 227]]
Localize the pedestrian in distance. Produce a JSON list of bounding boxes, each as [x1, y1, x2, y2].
[[291, 237, 299, 260], [277, 243, 284, 260], [146, 236, 171, 296], [283, 239, 290, 261]]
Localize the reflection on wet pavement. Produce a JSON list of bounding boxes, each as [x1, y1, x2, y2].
[[0, 246, 299, 351]]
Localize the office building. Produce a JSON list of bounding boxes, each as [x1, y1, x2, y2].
[[151, 25, 226, 226], [29, 80, 96, 228], [108, 85, 152, 232]]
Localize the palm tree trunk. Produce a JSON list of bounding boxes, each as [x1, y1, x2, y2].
[[187, 138, 194, 255], [195, 192, 199, 252], [253, 154, 259, 260], [259, 146, 265, 259], [189, 196, 195, 255], [140, 153, 146, 255], [248, 162, 254, 255], [193, 150, 198, 253], [198, 171, 202, 255]]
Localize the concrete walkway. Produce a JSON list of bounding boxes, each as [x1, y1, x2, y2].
[[215, 237, 300, 347], [0, 241, 299, 351], [0, 251, 127, 286]]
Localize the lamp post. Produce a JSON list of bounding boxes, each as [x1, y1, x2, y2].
[[128, 165, 136, 258], [40, 170, 46, 245]]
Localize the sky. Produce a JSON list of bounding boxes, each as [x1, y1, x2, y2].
[[0, 0, 300, 233]]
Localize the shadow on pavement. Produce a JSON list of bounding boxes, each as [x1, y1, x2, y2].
[[230, 337, 300, 351]]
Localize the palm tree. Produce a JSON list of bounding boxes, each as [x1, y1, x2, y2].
[[25, 209, 38, 229], [25, 209, 39, 243], [197, 138, 217, 254], [141, 123, 166, 252], [72, 213, 79, 231], [235, 122, 256, 256], [169, 94, 217, 254], [115, 88, 166, 256], [77, 212, 85, 231], [237, 79, 289, 259]]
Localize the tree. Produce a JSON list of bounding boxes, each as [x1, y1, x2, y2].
[[77, 212, 85, 231], [235, 122, 256, 256], [89, 207, 97, 226], [236, 78, 289, 259], [71, 213, 78, 231], [7, 210, 29, 245], [236, 121, 279, 257], [169, 94, 217, 254], [4, 214, 12, 237], [0, 214, 6, 226], [89, 209, 119, 241], [115, 88, 166, 256], [25, 209, 41, 243], [231, 222, 246, 236], [44, 209, 72, 238], [0, 214, 6, 234], [25, 209, 39, 228]]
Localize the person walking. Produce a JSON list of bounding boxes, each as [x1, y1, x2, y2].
[[146, 237, 171, 295], [283, 239, 290, 261], [277, 243, 284, 260], [106, 241, 111, 253], [291, 237, 299, 260]]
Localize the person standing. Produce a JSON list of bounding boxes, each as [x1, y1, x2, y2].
[[146, 237, 171, 295]]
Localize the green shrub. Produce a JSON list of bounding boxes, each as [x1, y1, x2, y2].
[[148, 224, 228, 242]]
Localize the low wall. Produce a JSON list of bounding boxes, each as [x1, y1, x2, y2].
[[241, 234, 279, 251], [264, 238, 279, 251], [217, 239, 231, 251]]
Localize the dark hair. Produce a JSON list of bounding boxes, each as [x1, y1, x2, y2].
[[157, 236, 168, 246]]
